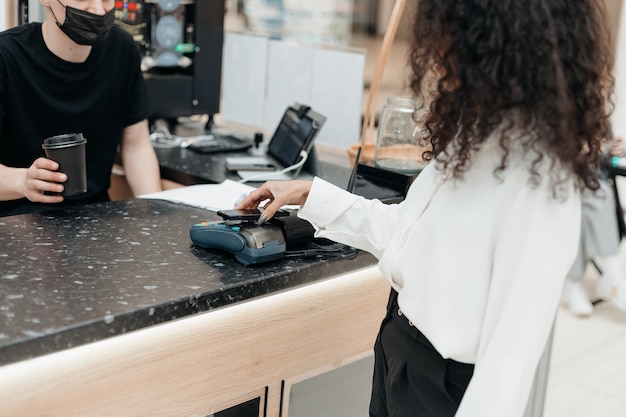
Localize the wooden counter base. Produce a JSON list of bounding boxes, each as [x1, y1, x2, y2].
[[0, 266, 390, 417]]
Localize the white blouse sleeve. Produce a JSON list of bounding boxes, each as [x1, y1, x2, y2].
[[297, 177, 403, 259], [455, 185, 581, 417]]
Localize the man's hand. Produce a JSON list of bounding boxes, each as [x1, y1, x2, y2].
[[20, 158, 66, 203]]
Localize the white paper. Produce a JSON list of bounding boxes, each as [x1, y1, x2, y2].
[[138, 180, 256, 211]]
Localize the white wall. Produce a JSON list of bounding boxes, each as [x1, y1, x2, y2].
[[0, 0, 6, 31], [28, 0, 45, 23], [221, 33, 365, 150]]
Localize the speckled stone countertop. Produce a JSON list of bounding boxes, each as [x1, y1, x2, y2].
[[154, 145, 348, 188], [154, 146, 238, 185], [0, 198, 375, 366]]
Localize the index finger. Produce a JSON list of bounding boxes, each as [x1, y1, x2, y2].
[[237, 186, 271, 209], [34, 157, 60, 171]]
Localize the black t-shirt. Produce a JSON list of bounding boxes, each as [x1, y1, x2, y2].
[[0, 23, 149, 216]]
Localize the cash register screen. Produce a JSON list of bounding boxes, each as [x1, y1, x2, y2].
[[267, 108, 315, 168]]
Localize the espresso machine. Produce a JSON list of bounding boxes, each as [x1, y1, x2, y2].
[[114, 0, 225, 127]]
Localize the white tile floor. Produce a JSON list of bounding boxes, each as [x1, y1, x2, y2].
[[547, 275, 626, 416]]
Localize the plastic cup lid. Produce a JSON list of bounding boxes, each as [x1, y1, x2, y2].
[[42, 133, 87, 148]]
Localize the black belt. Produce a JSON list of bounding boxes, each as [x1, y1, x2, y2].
[[387, 289, 475, 370], [387, 289, 438, 352]]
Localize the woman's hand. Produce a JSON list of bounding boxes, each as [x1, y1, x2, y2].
[[237, 180, 313, 222], [20, 158, 66, 203]]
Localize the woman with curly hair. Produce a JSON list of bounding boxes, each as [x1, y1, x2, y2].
[[237, 0, 613, 415]]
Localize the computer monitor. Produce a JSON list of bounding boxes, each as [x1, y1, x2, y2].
[[114, 0, 225, 126]]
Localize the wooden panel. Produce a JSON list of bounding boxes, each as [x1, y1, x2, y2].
[[0, 266, 390, 417]]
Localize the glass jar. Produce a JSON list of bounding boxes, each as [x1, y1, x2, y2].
[[374, 96, 428, 174]]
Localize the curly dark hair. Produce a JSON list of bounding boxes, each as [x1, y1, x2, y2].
[[409, 0, 613, 191]]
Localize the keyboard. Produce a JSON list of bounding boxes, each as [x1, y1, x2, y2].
[[186, 134, 253, 154]]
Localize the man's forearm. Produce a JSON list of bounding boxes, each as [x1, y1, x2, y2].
[[0, 164, 27, 201], [120, 143, 162, 196]]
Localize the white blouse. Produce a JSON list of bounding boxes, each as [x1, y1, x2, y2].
[[298, 136, 581, 417]]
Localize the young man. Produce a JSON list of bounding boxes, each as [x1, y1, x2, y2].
[[0, 0, 161, 216]]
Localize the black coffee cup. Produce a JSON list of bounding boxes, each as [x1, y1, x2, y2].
[[42, 133, 87, 196]]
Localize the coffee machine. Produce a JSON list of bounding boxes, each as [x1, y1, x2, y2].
[[114, 0, 225, 127]]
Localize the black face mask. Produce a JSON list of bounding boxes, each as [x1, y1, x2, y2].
[[50, 0, 115, 45]]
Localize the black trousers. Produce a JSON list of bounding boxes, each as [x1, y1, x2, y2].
[[369, 290, 475, 417]]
